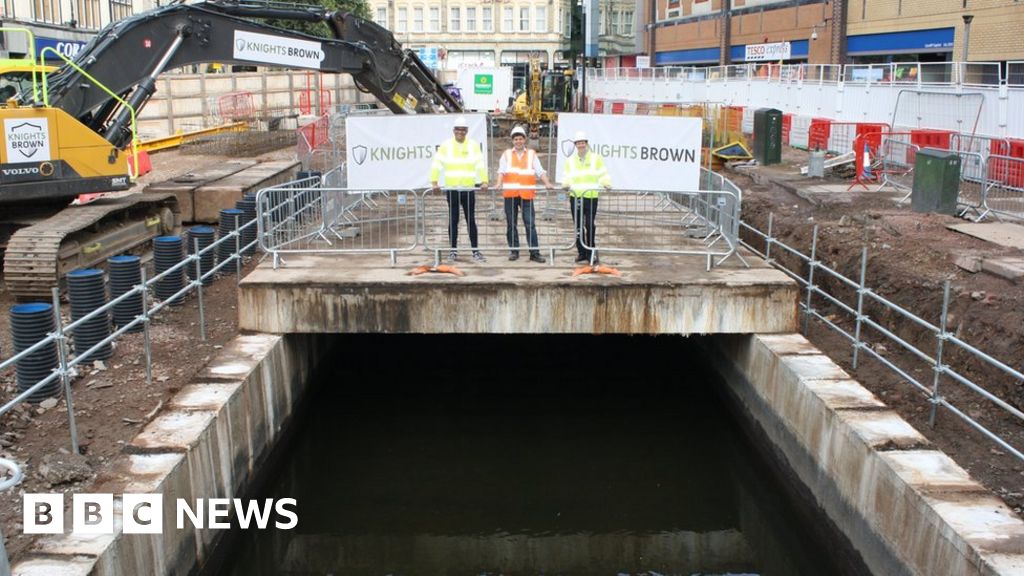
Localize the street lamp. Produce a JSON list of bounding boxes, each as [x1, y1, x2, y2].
[[961, 14, 974, 63]]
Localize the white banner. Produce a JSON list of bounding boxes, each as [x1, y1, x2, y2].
[[4, 118, 51, 162], [233, 30, 325, 69], [346, 114, 489, 190], [744, 42, 792, 62], [554, 113, 703, 192]]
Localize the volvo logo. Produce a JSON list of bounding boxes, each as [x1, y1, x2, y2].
[[2, 166, 39, 176]]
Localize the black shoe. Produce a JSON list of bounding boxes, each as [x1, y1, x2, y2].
[[529, 253, 546, 263], [508, 252, 520, 261], [574, 256, 589, 264]]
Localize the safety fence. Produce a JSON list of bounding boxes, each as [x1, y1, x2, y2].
[[740, 216, 1024, 463], [257, 168, 742, 270], [0, 210, 261, 455], [601, 61, 1009, 88], [586, 99, 1024, 222]]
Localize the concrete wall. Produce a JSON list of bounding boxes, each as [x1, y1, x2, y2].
[[12, 333, 333, 576], [708, 333, 1024, 576]]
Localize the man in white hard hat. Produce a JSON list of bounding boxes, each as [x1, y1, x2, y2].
[[430, 115, 489, 263], [563, 130, 611, 264], [496, 125, 554, 263]]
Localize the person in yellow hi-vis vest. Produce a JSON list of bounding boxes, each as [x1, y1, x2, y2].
[[563, 131, 611, 264], [430, 116, 489, 263], [497, 126, 554, 263]]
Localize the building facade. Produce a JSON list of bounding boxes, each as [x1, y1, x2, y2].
[[368, 0, 574, 90], [643, 0, 1024, 68], [0, 0, 155, 62]]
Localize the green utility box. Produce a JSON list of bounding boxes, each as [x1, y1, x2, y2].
[[911, 148, 961, 215], [752, 108, 783, 165]]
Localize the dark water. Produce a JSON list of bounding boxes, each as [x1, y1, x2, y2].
[[218, 335, 855, 576]]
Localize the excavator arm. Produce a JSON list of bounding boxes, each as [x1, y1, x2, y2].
[[29, 0, 460, 150]]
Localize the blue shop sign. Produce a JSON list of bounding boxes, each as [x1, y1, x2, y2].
[[35, 37, 87, 60], [848, 27, 954, 55]]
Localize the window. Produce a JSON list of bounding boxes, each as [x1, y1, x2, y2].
[[622, 10, 633, 35], [466, 7, 476, 32], [482, 7, 493, 31], [1, 0, 12, 18], [503, 7, 513, 32], [33, 0, 60, 23], [429, 7, 440, 31], [375, 6, 386, 26], [519, 6, 529, 32], [413, 7, 423, 32], [77, 0, 100, 27], [449, 7, 460, 32], [397, 7, 407, 32], [534, 6, 546, 33]]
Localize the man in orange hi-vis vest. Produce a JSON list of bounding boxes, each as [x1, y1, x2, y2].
[[497, 126, 554, 263]]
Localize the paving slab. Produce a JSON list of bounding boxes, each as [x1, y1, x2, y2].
[[948, 222, 1024, 250]]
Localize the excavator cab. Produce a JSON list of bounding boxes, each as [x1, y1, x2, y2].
[[0, 62, 55, 106]]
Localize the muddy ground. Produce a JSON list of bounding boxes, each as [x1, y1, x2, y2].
[[0, 143, 1021, 564]]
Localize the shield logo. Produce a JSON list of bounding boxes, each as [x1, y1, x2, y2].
[[561, 139, 575, 157], [235, 39, 246, 53], [351, 145, 368, 165]]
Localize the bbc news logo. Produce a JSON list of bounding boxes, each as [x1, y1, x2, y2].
[[24, 494, 298, 534]]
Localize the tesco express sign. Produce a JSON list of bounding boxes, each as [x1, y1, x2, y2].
[[744, 41, 792, 62]]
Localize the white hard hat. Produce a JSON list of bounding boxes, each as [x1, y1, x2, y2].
[[453, 116, 469, 129], [573, 131, 588, 142], [510, 126, 527, 138]]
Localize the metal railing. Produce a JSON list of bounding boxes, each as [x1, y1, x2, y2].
[[740, 217, 1024, 462], [598, 61, 1011, 87], [0, 458, 23, 575], [257, 168, 743, 269], [0, 211, 262, 455]]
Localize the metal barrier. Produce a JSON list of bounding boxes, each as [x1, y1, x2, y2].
[[0, 458, 23, 574], [875, 135, 919, 200], [258, 168, 743, 269], [419, 186, 575, 261], [740, 217, 1024, 463], [980, 154, 1024, 221], [577, 186, 741, 270], [954, 151, 990, 218]]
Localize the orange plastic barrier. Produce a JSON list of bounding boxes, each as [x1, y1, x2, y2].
[[781, 114, 793, 145], [128, 150, 152, 177], [988, 138, 1024, 187], [856, 123, 888, 154], [610, 101, 625, 114], [910, 129, 954, 150], [593, 99, 604, 114], [722, 105, 744, 133], [808, 118, 832, 151]]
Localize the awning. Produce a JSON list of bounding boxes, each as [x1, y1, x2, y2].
[[847, 27, 954, 56]]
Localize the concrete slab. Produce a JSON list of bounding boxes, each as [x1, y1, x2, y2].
[[948, 222, 1024, 250], [238, 251, 799, 335], [881, 450, 983, 490], [193, 160, 299, 223], [144, 160, 256, 223], [981, 257, 1024, 283], [11, 556, 97, 575], [804, 379, 886, 410]]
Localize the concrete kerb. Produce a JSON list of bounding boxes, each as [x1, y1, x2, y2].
[[12, 333, 329, 576], [708, 333, 1024, 576]]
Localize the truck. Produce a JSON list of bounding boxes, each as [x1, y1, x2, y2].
[[495, 58, 574, 138], [0, 0, 460, 299], [454, 66, 514, 113]]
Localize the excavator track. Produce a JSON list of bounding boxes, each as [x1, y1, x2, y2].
[[3, 194, 180, 300]]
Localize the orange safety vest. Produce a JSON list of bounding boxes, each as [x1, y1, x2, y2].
[[500, 148, 539, 200]]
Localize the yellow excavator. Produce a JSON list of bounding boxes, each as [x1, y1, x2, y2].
[[0, 0, 460, 299], [504, 58, 574, 138]]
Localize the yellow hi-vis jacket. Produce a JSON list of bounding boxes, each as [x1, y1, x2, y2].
[[563, 151, 611, 198], [430, 137, 488, 188]]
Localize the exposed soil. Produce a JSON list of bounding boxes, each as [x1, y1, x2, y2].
[[733, 147, 1024, 515], [0, 142, 1021, 566]]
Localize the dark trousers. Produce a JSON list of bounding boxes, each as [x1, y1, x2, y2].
[[446, 189, 478, 249], [570, 196, 598, 260], [504, 197, 540, 255]]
